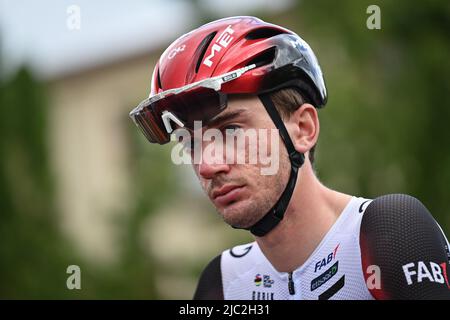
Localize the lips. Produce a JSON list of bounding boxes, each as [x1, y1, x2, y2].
[[211, 185, 245, 207]]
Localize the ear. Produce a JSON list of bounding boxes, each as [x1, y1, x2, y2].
[[285, 103, 319, 154]]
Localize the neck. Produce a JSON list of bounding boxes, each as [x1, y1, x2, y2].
[[255, 161, 352, 273]]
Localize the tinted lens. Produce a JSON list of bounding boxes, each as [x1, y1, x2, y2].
[[132, 107, 170, 144], [154, 87, 227, 130], [131, 87, 227, 144]]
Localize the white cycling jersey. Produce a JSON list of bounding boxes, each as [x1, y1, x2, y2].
[[194, 194, 450, 300], [221, 196, 373, 300]]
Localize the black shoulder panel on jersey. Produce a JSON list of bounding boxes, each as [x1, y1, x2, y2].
[[360, 194, 450, 300], [193, 254, 224, 300]]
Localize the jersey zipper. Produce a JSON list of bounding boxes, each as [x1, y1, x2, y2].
[[288, 272, 295, 295]]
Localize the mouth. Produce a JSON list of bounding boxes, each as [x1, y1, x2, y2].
[[211, 185, 245, 207]]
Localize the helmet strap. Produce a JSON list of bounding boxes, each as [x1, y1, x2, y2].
[[231, 93, 304, 236]]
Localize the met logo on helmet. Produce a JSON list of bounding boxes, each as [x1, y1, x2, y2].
[[203, 25, 235, 68]]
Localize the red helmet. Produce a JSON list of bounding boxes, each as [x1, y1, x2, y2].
[[130, 16, 327, 145]]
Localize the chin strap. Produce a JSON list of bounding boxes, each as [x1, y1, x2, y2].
[[232, 93, 304, 237]]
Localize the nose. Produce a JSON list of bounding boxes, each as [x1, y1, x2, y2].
[[197, 141, 231, 179]]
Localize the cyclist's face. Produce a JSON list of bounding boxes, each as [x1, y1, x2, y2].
[[191, 95, 290, 229]]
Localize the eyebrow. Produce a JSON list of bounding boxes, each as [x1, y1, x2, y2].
[[206, 108, 248, 128]]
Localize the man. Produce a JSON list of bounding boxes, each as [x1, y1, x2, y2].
[[130, 16, 450, 299]]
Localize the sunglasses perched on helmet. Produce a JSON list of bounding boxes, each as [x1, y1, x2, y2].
[[129, 64, 256, 144]]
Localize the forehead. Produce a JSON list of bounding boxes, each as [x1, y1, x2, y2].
[[227, 94, 261, 111], [202, 94, 272, 130]]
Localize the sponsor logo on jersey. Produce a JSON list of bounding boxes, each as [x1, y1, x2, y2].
[[254, 274, 262, 286], [402, 261, 450, 288], [359, 200, 371, 213], [318, 275, 345, 300], [254, 274, 274, 288], [314, 243, 340, 273], [311, 261, 339, 291], [230, 245, 252, 258], [252, 291, 274, 300]]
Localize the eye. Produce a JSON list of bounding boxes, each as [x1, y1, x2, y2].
[[222, 124, 241, 133]]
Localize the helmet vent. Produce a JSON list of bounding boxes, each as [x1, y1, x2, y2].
[[245, 28, 285, 40], [194, 31, 217, 73], [157, 67, 162, 89], [246, 47, 276, 68]]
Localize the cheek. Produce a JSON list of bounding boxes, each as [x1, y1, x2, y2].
[[238, 163, 271, 186]]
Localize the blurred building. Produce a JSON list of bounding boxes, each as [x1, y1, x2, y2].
[[47, 51, 157, 264]]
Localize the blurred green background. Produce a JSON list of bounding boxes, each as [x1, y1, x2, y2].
[[0, 0, 449, 299]]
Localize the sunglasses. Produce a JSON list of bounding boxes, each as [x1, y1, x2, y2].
[[129, 64, 256, 144]]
